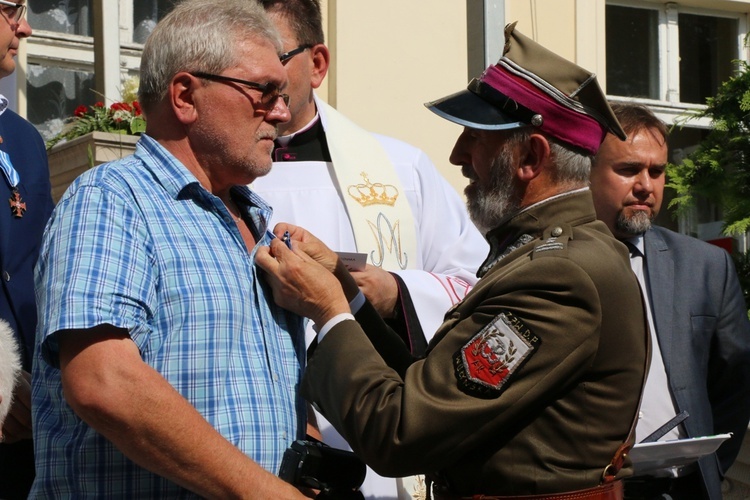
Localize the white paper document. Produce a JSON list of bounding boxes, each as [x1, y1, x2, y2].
[[336, 252, 367, 271], [630, 433, 731, 476]]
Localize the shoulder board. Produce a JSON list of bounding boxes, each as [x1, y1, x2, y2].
[[531, 223, 572, 258]]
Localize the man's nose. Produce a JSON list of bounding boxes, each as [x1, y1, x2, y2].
[[449, 130, 471, 167], [634, 170, 653, 194]]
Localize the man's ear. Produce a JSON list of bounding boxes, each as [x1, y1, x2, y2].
[[170, 72, 199, 125], [517, 133, 551, 182], [310, 43, 330, 89]]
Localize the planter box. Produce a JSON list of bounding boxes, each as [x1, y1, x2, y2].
[[47, 131, 139, 203]]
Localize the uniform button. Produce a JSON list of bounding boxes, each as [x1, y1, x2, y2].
[[281, 431, 287, 439], [2, 271, 9, 282], [551, 227, 563, 237]]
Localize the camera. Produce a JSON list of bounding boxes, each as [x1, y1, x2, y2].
[[279, 439, 366, 499]]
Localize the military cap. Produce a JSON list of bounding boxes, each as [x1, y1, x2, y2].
[[425, 22, 626, 155]]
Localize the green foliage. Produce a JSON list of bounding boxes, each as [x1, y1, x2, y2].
[[667, 59, 750, 237], [667, 57, 750, 312], [733, 249, 750, 316]]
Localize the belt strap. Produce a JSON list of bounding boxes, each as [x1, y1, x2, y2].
[[602, 283, 652, 483], [433, 479, 623, 500]]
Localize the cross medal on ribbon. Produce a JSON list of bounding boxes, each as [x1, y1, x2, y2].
[[0, 148, 25, 218]]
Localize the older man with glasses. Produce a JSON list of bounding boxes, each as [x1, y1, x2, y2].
[[30, 1, 312, 497]]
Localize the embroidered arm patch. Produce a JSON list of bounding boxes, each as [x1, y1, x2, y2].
[[453, 311, 539, 398]]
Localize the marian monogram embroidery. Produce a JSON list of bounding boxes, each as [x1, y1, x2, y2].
[[367, 212, 408, 270]]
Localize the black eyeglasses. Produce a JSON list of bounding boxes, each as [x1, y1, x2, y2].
[[279, 44, 314, 65], [191, 72, 289, 107], [0, 1, 25, 26]]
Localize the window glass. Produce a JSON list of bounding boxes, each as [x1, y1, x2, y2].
[[27, 63, 95, 141], [606, 5, 659, 99], [28, 0, 93, 36], [679, 13, 738, 105], [133, 0, 178, 44]]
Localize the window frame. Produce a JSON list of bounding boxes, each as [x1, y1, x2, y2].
[[606, 0, 749, 128]]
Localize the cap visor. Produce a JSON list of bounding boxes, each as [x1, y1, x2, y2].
[[425, 89, 527, 130]]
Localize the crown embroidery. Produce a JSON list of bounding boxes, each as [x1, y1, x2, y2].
[[347, 172, 399, 207]]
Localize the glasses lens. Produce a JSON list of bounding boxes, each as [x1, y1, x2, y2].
[[260, 86, 287, 107], [3, 3, 22, 22]]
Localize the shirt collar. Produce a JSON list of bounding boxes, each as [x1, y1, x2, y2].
[[626, 234, 645, 256], [275, 112, 320, 148]]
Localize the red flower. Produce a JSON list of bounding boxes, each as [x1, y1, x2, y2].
[[93, 101, 105, 108], [132, 101, 142, 116], [110, 102, 132, 112], [74, 105, 89, 117]]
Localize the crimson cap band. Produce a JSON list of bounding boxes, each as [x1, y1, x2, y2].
[[425, 22, 626, 155]]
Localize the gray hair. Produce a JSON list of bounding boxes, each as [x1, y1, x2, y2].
[[138, 0, 282, 113], [548, 139, 592, 185], [504, 128, 592, 186]]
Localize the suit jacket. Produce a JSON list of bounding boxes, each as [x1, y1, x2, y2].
[[303, 190, 648, 496], [644, 226, 750, 499], [0, 109, 54, 499]]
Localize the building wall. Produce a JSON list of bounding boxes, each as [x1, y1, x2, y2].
[[321, 0, 472, 192]]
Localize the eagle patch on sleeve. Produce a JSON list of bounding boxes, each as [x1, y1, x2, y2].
[[453, 311, 539, 398]]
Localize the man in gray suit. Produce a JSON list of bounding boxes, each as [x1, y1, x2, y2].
[[590, 102, 750, 499]]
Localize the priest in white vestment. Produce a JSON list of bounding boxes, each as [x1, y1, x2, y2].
[[253, 3, 489, 498]]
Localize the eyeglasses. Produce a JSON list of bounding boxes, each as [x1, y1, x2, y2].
[[279, 44, 313, 65], [191, 71, 290, 108], [0, 1, 25, 26]]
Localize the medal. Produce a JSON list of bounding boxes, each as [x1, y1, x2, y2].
[[0, 149, 24, 218], [9, 188, 25, 218]]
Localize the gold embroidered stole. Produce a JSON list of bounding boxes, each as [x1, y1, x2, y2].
[[319, 101, 418, 270]]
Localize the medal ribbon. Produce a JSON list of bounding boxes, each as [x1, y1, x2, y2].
[[0, 150, 19, 189]]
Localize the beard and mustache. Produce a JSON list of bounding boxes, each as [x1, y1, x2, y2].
[[464, 143, 522, 236], [615, 208, 654, 236]]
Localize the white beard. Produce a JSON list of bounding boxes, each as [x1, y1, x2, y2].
[[0, 319, 21, 430], [465, 147, 520, 235]]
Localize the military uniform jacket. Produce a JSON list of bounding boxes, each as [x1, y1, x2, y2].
[[302, 189, 648, 496]]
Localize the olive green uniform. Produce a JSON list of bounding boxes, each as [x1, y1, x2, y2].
[[302, 189, 647, 496]]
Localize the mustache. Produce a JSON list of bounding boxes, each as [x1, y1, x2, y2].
[[461, 166, 476, 180], [256, 128, 278, 142]]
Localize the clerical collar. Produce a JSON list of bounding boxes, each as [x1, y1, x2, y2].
[[273, 114, 331, 162]]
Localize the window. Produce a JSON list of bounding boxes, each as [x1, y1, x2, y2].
[[606, 2, 744, 106], [133, 1, 177, 44], [23, 1, 177, 141], [28, 0, 93, 37], [27, 64, 94, 141]]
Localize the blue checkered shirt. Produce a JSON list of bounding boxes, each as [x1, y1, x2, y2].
[[31, 135, 306, 498]]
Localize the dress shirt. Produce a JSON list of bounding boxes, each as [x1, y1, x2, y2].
[[627, 236, 684, 444]]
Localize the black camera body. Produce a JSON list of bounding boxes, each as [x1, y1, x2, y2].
[[279, 439, 366, 498]]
